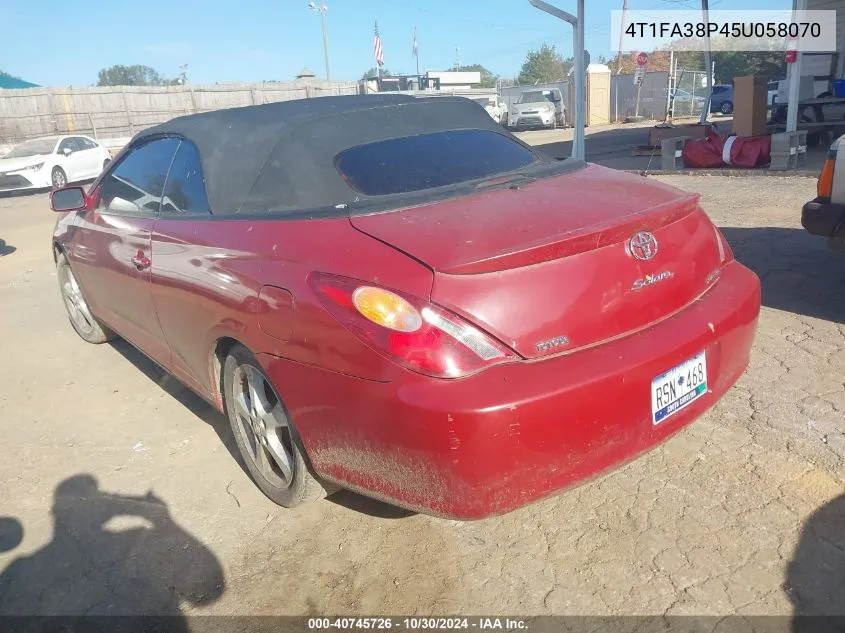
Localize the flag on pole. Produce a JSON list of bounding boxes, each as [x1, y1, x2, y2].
[[374, 21, 385, 67], [413, 27, 419, 58]]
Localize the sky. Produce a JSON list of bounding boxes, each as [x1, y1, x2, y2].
[[3, 0, 791, 87]]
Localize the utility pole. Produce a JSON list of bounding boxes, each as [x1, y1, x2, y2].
[[615, 0, 628, 74], [308, 1, 331, 81], [528, 0, 584, 160], [454, 46, 460, 69], [699, 0, 711, 125]]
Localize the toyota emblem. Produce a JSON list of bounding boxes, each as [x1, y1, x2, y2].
[[627, 231, 658, 261]]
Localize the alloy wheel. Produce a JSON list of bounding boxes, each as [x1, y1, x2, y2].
[[230, 364, 295, 489], [60, 265, 96, 336], [52, 169, 66, 188]]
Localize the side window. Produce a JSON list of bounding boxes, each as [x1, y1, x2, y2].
[[80, 137, 98, 150], [97, 138, 180, 215], [160, 140, 210, 216], [58, 138, 78, 154]]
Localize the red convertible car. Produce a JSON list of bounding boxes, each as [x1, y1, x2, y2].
[[51, 95, 761, 519]]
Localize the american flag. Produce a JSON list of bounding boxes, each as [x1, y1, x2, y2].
[[373, 21, 385, 67]]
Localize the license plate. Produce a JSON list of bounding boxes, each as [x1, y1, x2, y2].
[[651, 352, 707, 425]]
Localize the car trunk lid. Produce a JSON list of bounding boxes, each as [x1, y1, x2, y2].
[[350, 164, 725, 359]]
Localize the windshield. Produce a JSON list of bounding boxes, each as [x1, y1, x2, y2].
[[5, 138, 58, 158], [335, 129, 538, 196], [516, 91, 549, 104]]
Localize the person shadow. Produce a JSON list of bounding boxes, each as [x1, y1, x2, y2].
[[784, 493, 845, 632], [0, 239, 15, 256], [0, 474, 225, 624]]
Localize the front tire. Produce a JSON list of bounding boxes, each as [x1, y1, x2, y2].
[[51, 166, 67, 189], [57, 253, 114, 344], [223, 344, 328, 507]]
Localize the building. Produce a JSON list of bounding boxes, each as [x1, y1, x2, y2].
[[424, 71, 482, 91]]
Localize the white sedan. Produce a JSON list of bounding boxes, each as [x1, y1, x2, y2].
[[0, 135, 112, 192]]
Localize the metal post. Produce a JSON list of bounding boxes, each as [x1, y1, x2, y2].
[[634, 74, 643, 117], [320, 7, 331, 81], [527, 0, 584, 159], [615, 80, 619, 122], [665, 49, 674, 120], [699, 0, 712, 125], [615, 0, 628, 74], [786, 0, 805, 133], [308, 1, 331, 81]]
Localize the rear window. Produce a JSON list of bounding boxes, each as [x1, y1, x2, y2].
[[334, 129, 538, 196]]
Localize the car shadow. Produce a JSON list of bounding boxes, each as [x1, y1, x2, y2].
[[0, 188, 50, 200], [327, 489, 415, 519], [0, 239, 15, 256], [107, 339, 245, 475], [721, 226, 845, 324], [784, 493, 845, 630], [108, 339, 414, 518], [0, 474, 225, 619]]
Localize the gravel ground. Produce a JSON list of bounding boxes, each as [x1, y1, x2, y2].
[[0, 174, 842, 618]]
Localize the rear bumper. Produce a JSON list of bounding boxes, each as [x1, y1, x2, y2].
[[259, 261, 760, 520], [802, 197, 845, 243]]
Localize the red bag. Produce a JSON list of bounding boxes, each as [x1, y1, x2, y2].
[[682, 130, 771, 168]]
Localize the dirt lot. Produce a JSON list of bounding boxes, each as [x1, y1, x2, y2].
[[0, 175, 843, 617]]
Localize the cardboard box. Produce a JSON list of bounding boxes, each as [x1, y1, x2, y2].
[[648, 124, 710, 148], [733, 75, 768, 137]]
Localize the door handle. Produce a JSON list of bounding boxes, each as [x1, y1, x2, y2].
[[131, 250, 151, 271]]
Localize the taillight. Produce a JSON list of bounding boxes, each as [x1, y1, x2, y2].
[[309, 273, 517, 379], [818, 151, 836, 200]]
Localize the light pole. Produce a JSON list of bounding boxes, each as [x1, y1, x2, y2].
[[528, 0, 585, 160], [308, 1, 331, 82]]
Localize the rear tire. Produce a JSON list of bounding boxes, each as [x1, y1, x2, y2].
[[223, 344, 328, 507], [56, 253, 114, 344], [720, 101, 733, 115]]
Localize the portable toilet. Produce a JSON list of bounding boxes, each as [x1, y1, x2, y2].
[[569, 63, 612, 127]]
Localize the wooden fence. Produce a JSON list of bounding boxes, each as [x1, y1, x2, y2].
[[0, 80, 361, 143]]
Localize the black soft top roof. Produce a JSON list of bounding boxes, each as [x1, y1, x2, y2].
[[134, 94, 532, 215]]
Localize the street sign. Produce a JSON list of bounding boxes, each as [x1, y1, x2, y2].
[[637, 52, 649, 67], [633, 68, 645, 85]]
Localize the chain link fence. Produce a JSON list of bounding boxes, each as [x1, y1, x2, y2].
[[669, 69, 709, 119]]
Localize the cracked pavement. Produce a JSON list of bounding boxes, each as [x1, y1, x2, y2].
[[0, 175, 842, 616]]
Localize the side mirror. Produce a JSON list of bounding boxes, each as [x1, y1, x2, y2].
[[62, 147, 73, 156], [50, 186, 87, 212]]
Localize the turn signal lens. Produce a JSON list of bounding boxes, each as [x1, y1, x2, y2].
[[818, 154, 836, 199], [310, 272, 517, 379], [352, 286, 422, 332]]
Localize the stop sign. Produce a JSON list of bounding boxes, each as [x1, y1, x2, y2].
[[637, 52, 649, 67]]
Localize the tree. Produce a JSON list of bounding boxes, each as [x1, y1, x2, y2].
[[361, 67, 392, 79], [452, 63, 498, 88], [97, 65, 169, 87], [518, 44, 572, 85], [613, 39, 785, 83]]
